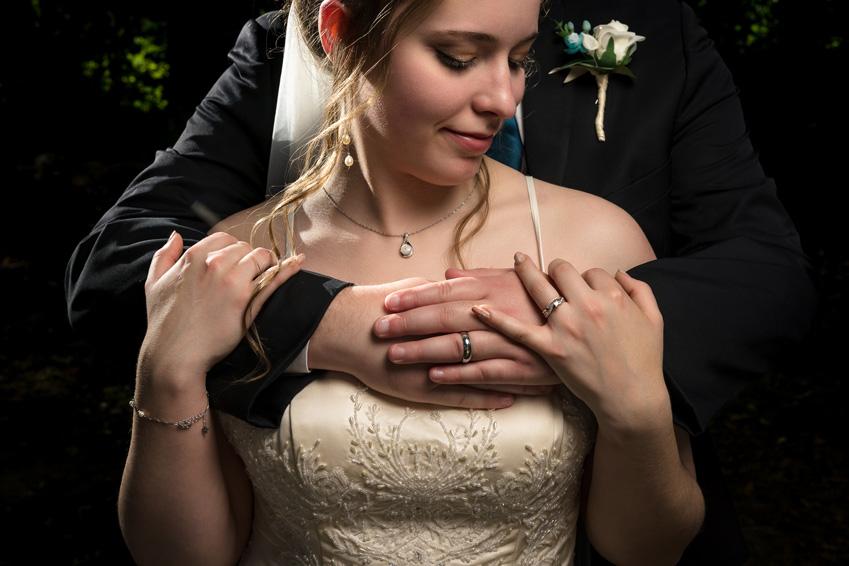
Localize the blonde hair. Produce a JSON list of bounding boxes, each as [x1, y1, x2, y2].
[[242, 0, 498, 381]]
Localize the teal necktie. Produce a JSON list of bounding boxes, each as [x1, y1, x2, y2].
[[486, 116, 523, 171]]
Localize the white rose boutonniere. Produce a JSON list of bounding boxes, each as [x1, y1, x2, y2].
[[550, 20, 646, 141]]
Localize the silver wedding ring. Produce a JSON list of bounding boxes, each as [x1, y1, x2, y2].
[[542, 296, 566, 320], [460, 332, 472, 364]]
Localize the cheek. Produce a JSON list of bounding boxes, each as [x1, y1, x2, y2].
[[378, 56, 459, 134]]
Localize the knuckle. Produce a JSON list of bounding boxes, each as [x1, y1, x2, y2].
[[254, 247, 275, 264], [436, 280, 453, 301], [469, 365, 486, 382], [183, 247, 200, 263], [205, 253, 226, 272], [393, 314, 409, 334], [607, 287, 625, 304], [218, 232, 238, 245], [549, 260, 570, 279], [438, 305, 456, 328]]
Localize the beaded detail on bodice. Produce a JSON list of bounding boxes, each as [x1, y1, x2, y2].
[[218, 373, 596, 565]]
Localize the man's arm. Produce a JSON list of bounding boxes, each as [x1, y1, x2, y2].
[[65, 14, 350, 425], [626, 2, 817, 433]]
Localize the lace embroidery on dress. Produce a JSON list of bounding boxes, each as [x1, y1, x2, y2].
[[219, 384, 596, 565]]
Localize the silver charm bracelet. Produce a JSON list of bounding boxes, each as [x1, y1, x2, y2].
[[129, 392, 210, 435]]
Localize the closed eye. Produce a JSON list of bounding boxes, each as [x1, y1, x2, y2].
[[435, 49, 475, 71], [509, 55, 531, 72]]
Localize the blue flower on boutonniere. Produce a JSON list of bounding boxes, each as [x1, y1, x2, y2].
[[550, 20, 646, 142], [560, 20, 592, 55]]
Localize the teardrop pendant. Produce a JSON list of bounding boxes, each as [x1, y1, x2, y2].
[[399, 233, 414, 258]]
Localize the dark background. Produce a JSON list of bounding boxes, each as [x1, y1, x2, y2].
[[1, 0, 847, 563]]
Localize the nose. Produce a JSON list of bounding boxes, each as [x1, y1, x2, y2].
[[471, 61, 522, 121]]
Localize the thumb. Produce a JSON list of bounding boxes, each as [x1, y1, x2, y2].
[[615, 270, 661, 319], [147, 231, 183, 286]]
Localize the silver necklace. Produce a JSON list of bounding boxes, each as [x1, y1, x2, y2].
[[321, 185, 476, 258]]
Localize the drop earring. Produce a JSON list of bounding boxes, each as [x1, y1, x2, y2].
[[341, 131, 354, 168]]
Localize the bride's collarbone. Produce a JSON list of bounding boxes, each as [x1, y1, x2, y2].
[[297, 234, 460, 284]]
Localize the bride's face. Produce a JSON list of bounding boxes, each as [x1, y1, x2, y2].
[[356, 0, 540, 186]]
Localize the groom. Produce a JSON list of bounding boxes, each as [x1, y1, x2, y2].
[[66, 0, 816, 563]]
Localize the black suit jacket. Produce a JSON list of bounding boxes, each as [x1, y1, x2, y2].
[[65, 1, 817, 563]]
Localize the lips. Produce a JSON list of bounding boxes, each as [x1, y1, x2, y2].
[[443, 129, 496, 154]]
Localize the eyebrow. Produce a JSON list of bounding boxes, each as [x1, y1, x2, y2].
[[429, 30, 538, 46]]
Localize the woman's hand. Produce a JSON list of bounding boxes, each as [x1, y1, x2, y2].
[[138, 230, 304, 388], [374, 268, 560, 392], [471, 252, 669, 432]]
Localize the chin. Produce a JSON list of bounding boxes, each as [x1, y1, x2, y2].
[[420, 155, 484, 187]]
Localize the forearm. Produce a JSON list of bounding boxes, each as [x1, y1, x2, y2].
[[629, 245, 816, 433], [307, 285, 364, 372], [585, 399, 705, 565], [119, 372, 243, 566]]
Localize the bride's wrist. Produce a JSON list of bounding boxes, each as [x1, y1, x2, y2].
[[136, 347, 208, 395], [133, 367, 209, 424]]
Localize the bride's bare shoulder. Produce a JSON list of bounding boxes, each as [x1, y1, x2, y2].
[[209, 199, 279, 248], [532, 178, 657, 273]]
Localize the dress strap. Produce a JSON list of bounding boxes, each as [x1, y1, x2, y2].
[[525, 176, 546, 270], [285, 208, 296, 258]]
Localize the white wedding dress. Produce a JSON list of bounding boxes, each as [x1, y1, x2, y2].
[[218, 177, 597, 565]]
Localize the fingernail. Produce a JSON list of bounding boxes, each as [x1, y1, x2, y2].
[[431, 368, 445, 380], [514, 252, 526, 264], [386, 294, 401, 310], [375, 318, 390, 336], [388, 345, 405, 362], [471, 305, 491, 319], [167, 230, 176, 242]]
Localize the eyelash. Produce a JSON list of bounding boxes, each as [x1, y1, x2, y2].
[[435, 50, 530, 73]]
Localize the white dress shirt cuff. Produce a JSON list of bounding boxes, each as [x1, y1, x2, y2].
[[283, 341, 311, 374]]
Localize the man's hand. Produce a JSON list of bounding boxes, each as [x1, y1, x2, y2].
[[309, 279, 519, 409], [373, 267, 560, 390]]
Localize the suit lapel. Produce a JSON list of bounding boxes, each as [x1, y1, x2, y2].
[[523, 0, 575, 184]]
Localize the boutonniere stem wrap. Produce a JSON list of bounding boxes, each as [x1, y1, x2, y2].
[[550, 20, 646, 142]]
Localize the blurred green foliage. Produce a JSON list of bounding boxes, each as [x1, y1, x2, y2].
[[81, 19, 169, 112]]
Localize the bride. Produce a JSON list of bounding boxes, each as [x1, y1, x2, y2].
[[118, 0, 704, 564]]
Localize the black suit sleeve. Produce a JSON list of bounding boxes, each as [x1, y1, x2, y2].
[[64, 13, 351, 426], [628, 2, 818, 434]]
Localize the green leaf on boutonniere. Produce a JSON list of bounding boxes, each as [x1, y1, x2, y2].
[[598, 38, 618, 68]]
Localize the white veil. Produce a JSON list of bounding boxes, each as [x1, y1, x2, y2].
[[266, 4, 332, 194]]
